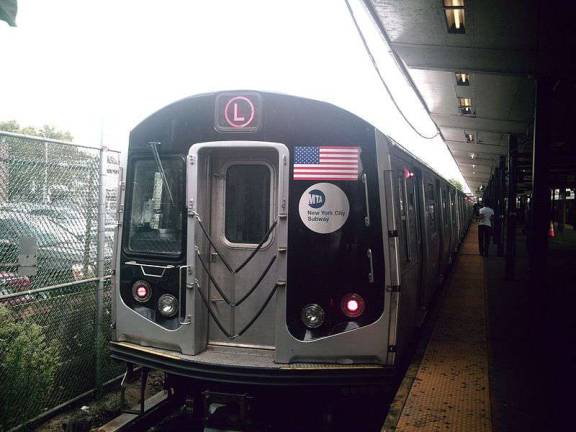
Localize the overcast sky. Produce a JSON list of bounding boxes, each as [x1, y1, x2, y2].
[[0, 0, 470, 192]]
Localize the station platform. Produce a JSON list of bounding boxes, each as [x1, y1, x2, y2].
[[382, 222, 576, 432], [383, 224, 492, 431]]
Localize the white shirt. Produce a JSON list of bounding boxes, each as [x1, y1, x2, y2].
[[478, 207, 494, 227]]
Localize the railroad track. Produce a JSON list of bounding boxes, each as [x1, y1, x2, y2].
[[97, 391, 192, 432], [98, 368, 389, 432]]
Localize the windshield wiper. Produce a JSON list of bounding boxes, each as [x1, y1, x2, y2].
[[148, 141, 175, 206]]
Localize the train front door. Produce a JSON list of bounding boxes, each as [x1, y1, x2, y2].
[[188, 142, 289, 351]]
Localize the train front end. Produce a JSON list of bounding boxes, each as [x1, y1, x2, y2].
[[110, 92, 399, 386]]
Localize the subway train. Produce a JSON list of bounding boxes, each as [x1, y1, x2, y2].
[[110, 91, 472, 393]]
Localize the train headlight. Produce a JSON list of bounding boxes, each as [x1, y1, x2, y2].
[[132, 280, 152, 303], [158, 294, 178, 318], [301, 304, 325, 329], [341, 293, 365, 318]]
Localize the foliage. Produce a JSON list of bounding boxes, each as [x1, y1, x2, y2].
[[0, 0, 18, 27], [0, 120, 74, 142], [448, 178, 464, 191], [0, 120, 98, 204], [0, 305, 61, 429]]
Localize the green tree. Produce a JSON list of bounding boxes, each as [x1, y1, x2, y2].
[[1, 120, 97, 205], [0, 120, 20, 132], [0, 0, 17, 27], [449, 178, 464, 191], [0, 120, 74, 141]]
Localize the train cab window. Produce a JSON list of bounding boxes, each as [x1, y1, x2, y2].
[[225, 164, 271, 244], [128, 158, 184, 255]]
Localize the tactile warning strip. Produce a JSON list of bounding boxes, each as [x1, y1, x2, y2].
[[390, 225, 492, 432]]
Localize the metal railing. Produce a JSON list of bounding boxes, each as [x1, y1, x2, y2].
[[0, 131, 123, 431]]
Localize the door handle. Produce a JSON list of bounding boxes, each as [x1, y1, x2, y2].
[[367, 248, 375, 283], [362, 173, 370, 227], [125, 261, 174, 278], [178, 265, 191, 325]]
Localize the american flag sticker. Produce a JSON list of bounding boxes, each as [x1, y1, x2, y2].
[[293, 146, 361, 181]]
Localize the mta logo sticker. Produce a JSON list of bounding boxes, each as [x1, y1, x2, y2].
[[308, 190, 325, 208], [298, 183, 349, 234]]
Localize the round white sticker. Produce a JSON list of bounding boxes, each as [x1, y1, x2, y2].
[[298, 183, 350, 234]]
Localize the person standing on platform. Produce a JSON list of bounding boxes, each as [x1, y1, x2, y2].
[[478, 202, 494, 256]]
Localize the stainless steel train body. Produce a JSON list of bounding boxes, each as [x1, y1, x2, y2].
[[110, 91, 472, 386]]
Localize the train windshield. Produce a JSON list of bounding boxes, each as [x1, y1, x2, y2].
[[127, 158, 184, 255]]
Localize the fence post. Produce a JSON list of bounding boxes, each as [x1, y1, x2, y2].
[[95, 145, 107, 398]]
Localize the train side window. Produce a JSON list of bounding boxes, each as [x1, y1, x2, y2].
[[398, 178, 409, 263], [225, 164, 271, 244], [425, 183, 437, 233], [442, 188, 449, 226], [407, 178, 419, 247]]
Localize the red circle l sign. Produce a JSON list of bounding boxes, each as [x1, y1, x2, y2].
[[224, 96, 255, 129]]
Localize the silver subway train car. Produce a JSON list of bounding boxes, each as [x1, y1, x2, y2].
[[110, 91, 472, 390]]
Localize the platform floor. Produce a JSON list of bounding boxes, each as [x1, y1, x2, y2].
[[385, 224, 492, 431]]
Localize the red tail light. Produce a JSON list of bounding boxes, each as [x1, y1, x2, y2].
[[132, 280, 152, 303], [341, 293, 365, 318]]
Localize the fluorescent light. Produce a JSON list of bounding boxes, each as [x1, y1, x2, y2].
[[458, 97, 473, 115], [444, 0, 466, 34], [455, 72, 470, 86]]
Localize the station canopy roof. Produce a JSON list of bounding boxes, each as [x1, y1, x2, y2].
[[366, 0, 538, 194]]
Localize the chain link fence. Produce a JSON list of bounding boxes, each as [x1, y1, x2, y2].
[[0, 131, 123, 431]]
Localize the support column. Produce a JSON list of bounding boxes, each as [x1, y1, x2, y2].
[[95, 145, 107, 398], [496, 156, 506, 257], [505, 135, 518, 279], [530, 79, 553, 277], [558, 188, 566, 233]]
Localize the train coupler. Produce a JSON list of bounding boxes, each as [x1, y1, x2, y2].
[[203, 390, 255, 431]]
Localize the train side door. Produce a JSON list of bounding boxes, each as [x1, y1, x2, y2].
[[423, 177, 440, 302], [188, 142, 289, 351], [450, 189, 458, 253], [392, 162, 424, 332]]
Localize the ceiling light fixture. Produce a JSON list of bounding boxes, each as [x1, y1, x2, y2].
[[455, 72, 470, 86], [458, 97, 473, 115], [443, 0, 466, 34]]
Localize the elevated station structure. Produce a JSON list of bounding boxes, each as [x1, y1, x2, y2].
[[365, 0, 576, 273], [364, 2, 576, 430], [366, 0, 536, 196]]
